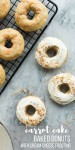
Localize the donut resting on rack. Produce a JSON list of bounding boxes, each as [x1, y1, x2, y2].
[[0, 0, 10, 19], [0, 28, 25, 61], [0, 65, 6, 87], [15, 0, 48, 32]]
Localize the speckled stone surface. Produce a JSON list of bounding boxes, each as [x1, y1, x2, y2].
[[0, 0, 75, 149]]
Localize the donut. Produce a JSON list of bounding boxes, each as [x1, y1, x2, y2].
[[48, 73, 75, 105], [16, 96, 46, 126], [35, 37, 68, 69], [0, 28, 25, 61], [15, 0, 48, 32], [0, 65, 5, 86], [0, 0, 10, 19]]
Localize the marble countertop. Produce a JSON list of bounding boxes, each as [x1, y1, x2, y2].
[[0, 0, 75, 149]]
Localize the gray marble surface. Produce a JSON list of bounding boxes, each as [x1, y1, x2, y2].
[[0, 0, 75, 149]]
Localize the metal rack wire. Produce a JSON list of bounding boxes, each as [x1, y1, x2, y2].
[[0, 0, 58, 94]]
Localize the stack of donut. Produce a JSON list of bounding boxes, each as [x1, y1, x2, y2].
[[0, 0, 48, 87]]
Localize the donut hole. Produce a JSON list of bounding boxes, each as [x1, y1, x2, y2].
[[5, 39, 13, 48], [59, 83, 70, 93], [47, 46, 58, 57], [27, 10, 35, 20], [26, 105, 36, 116]]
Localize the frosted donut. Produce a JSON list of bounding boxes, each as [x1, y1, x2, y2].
[[48, 73, 75, 105], [15, 0, 48, 32], [0, 28, 25, 61], [0, 65, 6, 86], [35, 37, 67, 69], [0, 0, 10, 19], [16, 96, 46, 126]]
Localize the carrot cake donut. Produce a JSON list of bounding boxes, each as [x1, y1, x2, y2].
[[16, 96, 46, 126], [35, 37, 67, 69], [48, 73, 75, 105]]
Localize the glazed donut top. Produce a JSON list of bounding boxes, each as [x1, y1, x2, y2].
[[0, 65, 5, 86], [35, 37, 67, 69], [0, 28, 25, 60], [0, 0, 10, 19], [15, 0, 48, 32], [48, 73, 75, 105], [16, 96, 46, 126]]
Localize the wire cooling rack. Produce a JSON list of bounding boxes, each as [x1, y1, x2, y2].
[[0, 0, 58, 94]]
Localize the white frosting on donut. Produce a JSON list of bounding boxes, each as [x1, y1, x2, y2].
[[35, 37, 67, 69], [48, 73, 75, 105], [16, 96, 46, 126]]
